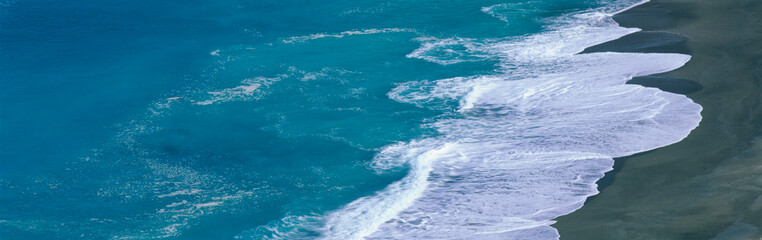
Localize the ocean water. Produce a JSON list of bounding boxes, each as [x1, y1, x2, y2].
[[0, 0, 701, 239]]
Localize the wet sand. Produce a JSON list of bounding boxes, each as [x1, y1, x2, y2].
[[555, 0, 762, 239]]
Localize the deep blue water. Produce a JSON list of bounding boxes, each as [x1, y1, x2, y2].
[[0, 0, 701, 239]]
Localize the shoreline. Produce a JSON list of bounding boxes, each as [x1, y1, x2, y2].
[[555, 0, 762, 238]]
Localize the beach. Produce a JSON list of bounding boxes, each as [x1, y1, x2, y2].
[[556, 0, 762, 239], [0, 0, 751, 238]]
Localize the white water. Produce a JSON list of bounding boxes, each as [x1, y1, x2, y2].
[[318, 0, 702, 239]]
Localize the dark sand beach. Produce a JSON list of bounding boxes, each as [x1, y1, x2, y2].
[[556, 0, 762, 239]]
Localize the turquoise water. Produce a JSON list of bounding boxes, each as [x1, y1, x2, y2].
[[0, 0, 701, 239]]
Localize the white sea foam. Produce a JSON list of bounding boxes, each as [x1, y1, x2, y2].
[[406, 37, 494, 65], [194, 76, 280, 105], [236, 214, 324, 240], [318, 0, 702, 239], [157, 189, 202, 198], [282, 28, 413, 44]]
